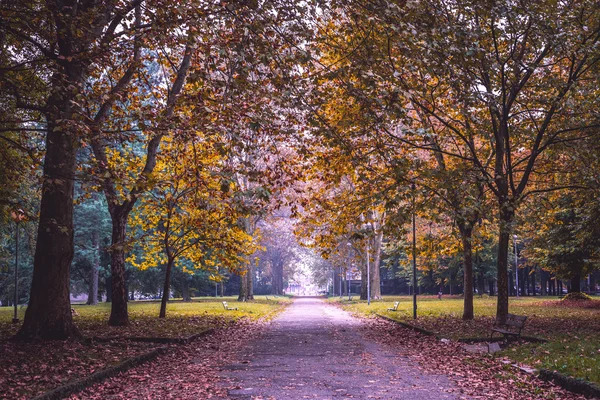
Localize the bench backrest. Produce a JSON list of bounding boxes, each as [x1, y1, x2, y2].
[[393, 301, 399, 308], [222, 301, 228, 309], [505, 313, 527, 328]]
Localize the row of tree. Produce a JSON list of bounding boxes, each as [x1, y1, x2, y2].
[[1, 0, 316, 339], [296, 0, 600, 322]]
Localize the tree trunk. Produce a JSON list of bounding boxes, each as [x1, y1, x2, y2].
[[477, 272, 485, 296], [371, 230, 383, 299], [181, 278, 191, 302], [558, 280, 563, 295], [531, 267, 536, 296], [106, 275, 112, 302], [238, 259, 254, 301], [108, 208, 129, 326], [570, 273, 581, 293], [159, 258, 174, 318], [87, 230, 100, 305], [239, 268, 249, 301], [460, 226, 474, 320], [16, 72, 83, 340], [496, 206, 513, 324], [488, 279, 495, 296], [360, 256, 368, 300]]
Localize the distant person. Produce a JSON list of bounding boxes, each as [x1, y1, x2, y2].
[[437, 291, 442, 300]]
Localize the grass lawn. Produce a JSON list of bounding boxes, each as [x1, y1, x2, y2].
[[331, 295, 600, 385], [0, 295, 291, 340]]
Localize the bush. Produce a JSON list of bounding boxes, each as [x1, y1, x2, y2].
[[562, 292, 593, 301]]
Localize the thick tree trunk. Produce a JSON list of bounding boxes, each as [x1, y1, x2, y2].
[[16, 59, 84, 340], [238, 259, 254, 301], [239, 268, 249, 301], [160, 258, 174, 318], [87, 230, 100, 305], [496, 206, 513, 324], [460, 226, 474, 320], [108, 208, 129, 326], [570, 273, 581, 293]]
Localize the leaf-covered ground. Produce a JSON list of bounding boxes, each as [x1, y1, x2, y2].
[[69, 297, 586, 400], [0, 297, 289, 399], [361, 317, 586, 400], [0, 339, 159, 399], [334, 296, 600, 385], [68, 317, 267, 400]]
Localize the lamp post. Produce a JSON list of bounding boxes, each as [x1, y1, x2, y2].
[[11, 209, 25, 324], [513, 234, 519, 298], [412, 182, 417, 319]]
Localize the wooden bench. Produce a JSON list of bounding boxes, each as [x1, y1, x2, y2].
[[222, 301, 238, 311], [387, 301, 400, 311], [490, 313, 527, 341]]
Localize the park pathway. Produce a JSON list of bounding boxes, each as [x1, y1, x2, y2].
[[221, 298, 466, 399]]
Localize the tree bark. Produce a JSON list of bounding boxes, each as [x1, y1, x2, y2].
[[570, 273, 581, 293], [108, 207, 130, 326], [360, 254, 368, 300], [496, 206, 513, 324], [460, 225, 474, 320], [15, 61, 84, 340], [181, 278, 191, 302], [159, 258, 174, 318], [87, 229, 100, 305], [370, 230, 383, 299]]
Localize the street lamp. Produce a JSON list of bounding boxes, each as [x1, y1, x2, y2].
[[11, 209, 25, 324], [513, 234, 519, 298]]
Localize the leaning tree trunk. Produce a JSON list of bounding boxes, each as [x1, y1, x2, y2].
[[108, 206, 130, 326], [15, 69, 84, 341], [159, 257, 175, 318], [87, 230, 100, 305], [460, 225, 474, 320]]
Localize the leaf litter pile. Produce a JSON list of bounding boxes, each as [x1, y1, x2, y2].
[[361, 318, 586, 400]]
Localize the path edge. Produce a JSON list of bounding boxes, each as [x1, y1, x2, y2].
[[32, 329, 214, 400], [538, 369, 600, 399]]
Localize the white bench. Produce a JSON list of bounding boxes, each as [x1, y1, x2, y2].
[[222, 301, 238, 311]]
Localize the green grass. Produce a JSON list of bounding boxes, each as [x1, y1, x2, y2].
[[0, 295, 291, 340], [332, 295, 600, 384]]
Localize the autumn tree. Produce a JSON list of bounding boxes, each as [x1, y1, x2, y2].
[[1, 0, 162, 339], [128, 138, 257, 317]]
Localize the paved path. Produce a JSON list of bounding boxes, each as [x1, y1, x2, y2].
[[222, 298, 465, 399]]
